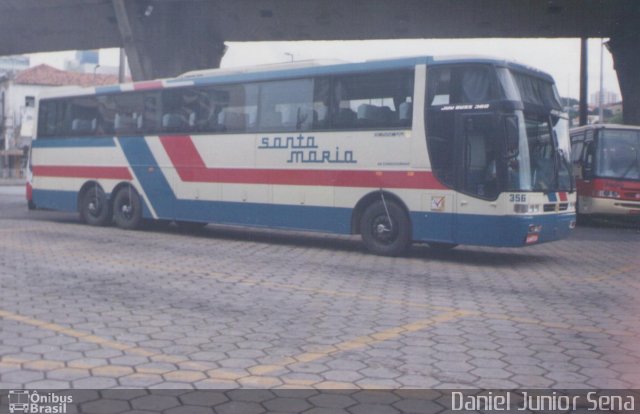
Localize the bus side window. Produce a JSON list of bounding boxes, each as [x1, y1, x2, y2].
[[67, 96, 99, 136], [113, 93, 145, 135], [38, 100, 64, 138], [213, 84, 257, 133], [331, 70, 414, 130], [257, 78, 314, 132]]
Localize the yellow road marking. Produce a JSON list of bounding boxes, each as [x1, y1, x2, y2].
[[0, 307, 468, 388]]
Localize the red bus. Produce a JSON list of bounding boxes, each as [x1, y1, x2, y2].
[[570, 124, 640, 220]]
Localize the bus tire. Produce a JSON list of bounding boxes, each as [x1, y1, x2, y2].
[[79, 185, 111, 226], [360, 200, 411, 256], [113, 186, 143, 230]]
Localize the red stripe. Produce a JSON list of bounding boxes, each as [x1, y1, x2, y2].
[[33, 166, 132, 180], [133, 81, 163, 90], [159, 135, 447, 189], [559, 192, 568, 202]]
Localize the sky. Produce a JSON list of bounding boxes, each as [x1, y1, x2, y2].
[[29, 38, 619, 102]]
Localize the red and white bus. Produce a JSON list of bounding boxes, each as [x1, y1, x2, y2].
[[27, 56, 576, 255], [570, 124, 640, 219]]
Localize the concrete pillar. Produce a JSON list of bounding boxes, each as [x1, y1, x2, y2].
[[579, 38, 588, 126], [112, 0, 226, 81], [608, 31, 640, 126]]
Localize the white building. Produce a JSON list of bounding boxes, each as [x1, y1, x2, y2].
[[1, 64, 119, 177]]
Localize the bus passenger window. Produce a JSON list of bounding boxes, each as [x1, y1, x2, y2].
[[161, 89, 195, 132], [428, 65, 497, 106], [212, 84, 257, 133], [112, 94, 146, 135], [67, 97, 99, 136], [37, 100, 63, 137], [258, 79, 314, 132], [331, 70, 414, 130]]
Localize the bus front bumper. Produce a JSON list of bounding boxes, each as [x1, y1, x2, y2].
[[413, 212, 576, 247], [580, 196, 640, 217]]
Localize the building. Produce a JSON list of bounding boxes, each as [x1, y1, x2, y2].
[[590, 89, 619, 107], [0, 64, 119, 178], [0, 55, 30, 73]]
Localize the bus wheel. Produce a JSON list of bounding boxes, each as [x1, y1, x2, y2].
[[113, 186, 143, 230], [360, 200, 411, 256], [80, 185, 111, 226], [427, 242, 458, 250]]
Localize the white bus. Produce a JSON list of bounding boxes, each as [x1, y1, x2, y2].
[[28, 56, 576, 255]]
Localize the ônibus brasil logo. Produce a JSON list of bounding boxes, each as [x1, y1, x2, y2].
[[8, 390, 72, 414]]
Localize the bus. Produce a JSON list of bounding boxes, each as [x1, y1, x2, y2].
[[27, 56, 576, 256], [570, 124, 640, 219]]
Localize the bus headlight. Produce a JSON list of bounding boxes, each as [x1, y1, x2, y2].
[[594, 190, 620, 199], [514, 204, 540, 214]]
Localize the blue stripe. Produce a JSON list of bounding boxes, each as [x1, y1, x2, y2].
[[32, 189, 77, 212], [174, 199, 351, 233], [32, 137, 116, 148], [117, 136, 176, 219], [547, 192, 558, 202], [33, 186, 573, 246], [32, 188, 351, 233]]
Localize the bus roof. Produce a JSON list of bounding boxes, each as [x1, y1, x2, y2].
[[37, 55, 556, 100]]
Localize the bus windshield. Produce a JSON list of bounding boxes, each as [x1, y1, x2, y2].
[[499, 69, 573, 193], [426, 65, 574, 198], [596, 129, 640, 180]]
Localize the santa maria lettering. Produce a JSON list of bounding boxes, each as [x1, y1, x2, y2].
[[258, 135, 357, 164]]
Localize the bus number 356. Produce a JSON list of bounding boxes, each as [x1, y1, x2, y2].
[[509, 194, 527, 203]]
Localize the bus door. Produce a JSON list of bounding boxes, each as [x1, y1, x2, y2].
[[454, 113, 501, 241]]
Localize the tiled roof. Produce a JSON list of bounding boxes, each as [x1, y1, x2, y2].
[[14, 64, 120, 87]]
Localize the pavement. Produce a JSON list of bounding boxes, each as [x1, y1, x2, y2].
[[0, 186, 639, 392]]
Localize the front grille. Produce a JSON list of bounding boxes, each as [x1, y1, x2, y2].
[[559, 203, 568, 211], [543, 204, 556, 212]]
